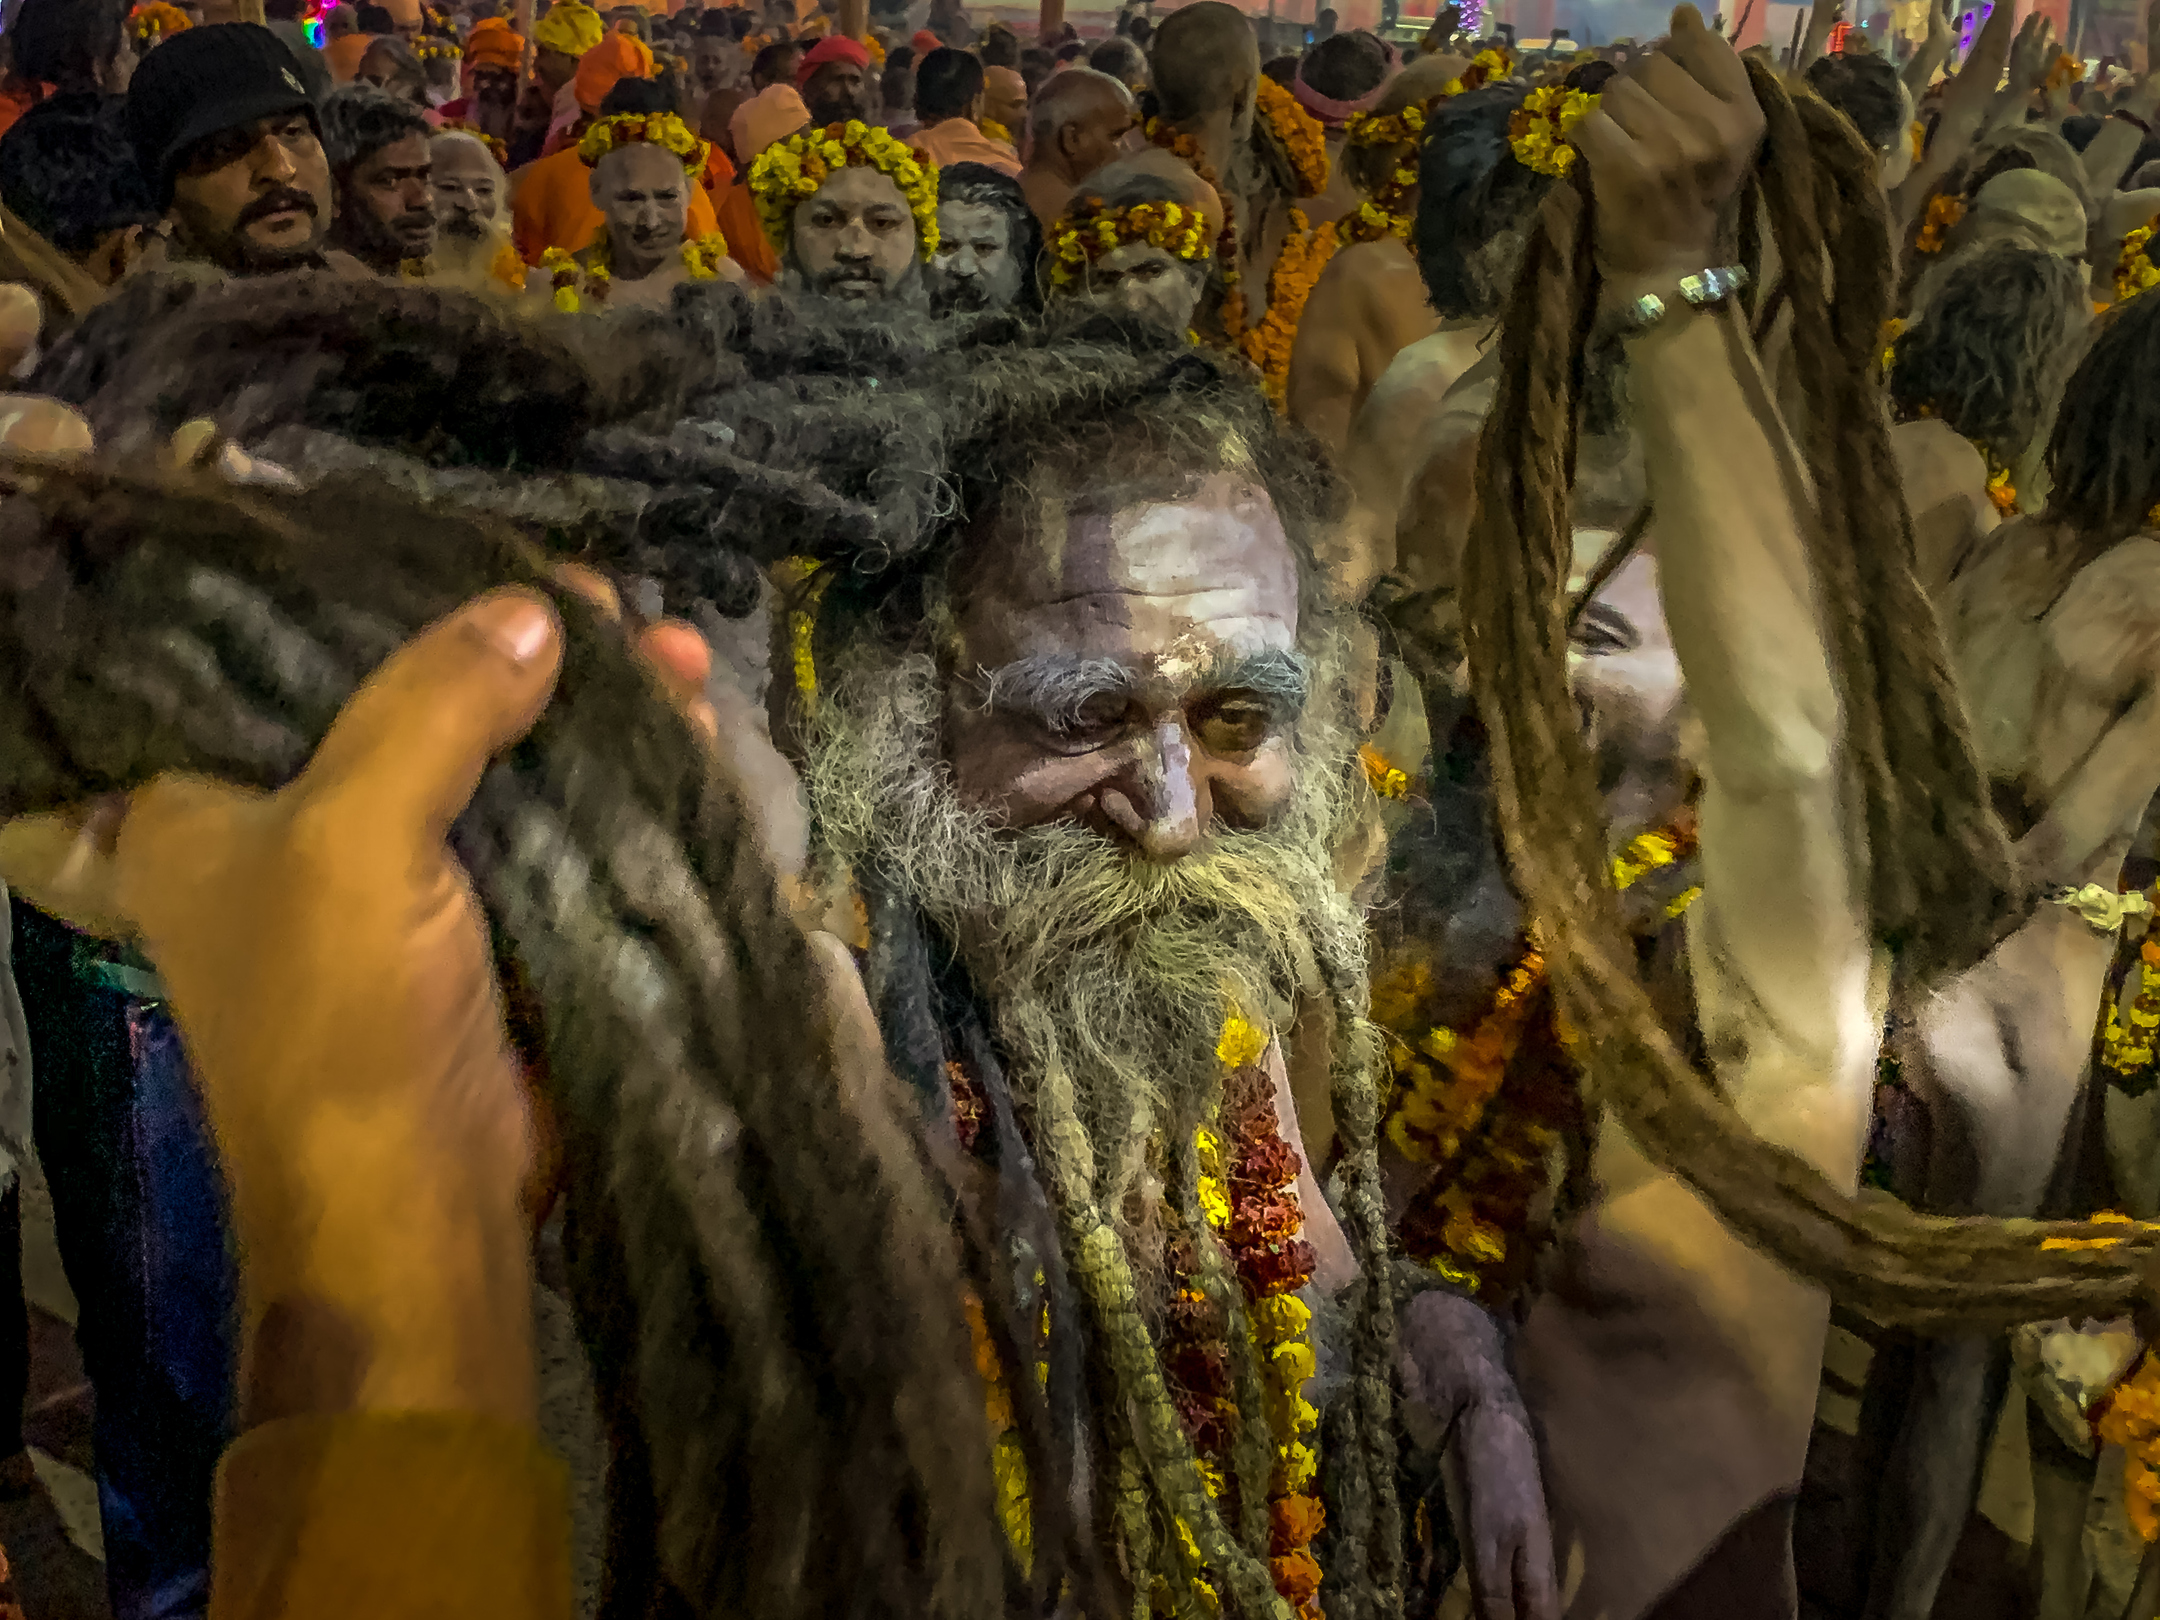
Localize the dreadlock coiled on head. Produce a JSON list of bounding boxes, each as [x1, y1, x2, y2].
[[1459, 56, 2160, 1332]]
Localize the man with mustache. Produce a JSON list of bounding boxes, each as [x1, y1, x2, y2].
[[426, 127, 525, 293], [126, 22, 350, 276], [795, 32, 872, 127], [320, 84, 436, 274], [925, 161, 1038, 315], [751, 118, 937, 302]]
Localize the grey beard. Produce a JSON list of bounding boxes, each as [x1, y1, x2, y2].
[[803, 634, 1371, 1227]]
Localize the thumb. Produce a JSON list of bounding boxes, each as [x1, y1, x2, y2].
[[290, 588, 565, 844]]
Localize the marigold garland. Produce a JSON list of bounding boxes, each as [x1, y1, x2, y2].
[[2098, 1349, 2160, 1541], [1254, 75, 1329, 198], [2047, 51, 2084, 90], [538, 245, 604, 312], [1442, 45, 1513, 95], [2116, 218, 2160, 305], [1048, 198, 1211, 289], [1507, 85, 1599, 178], [2100, 899, 2160, 1084], [488, 240, 527, 290], [1141, 118, 1248, 350], [1213, 1012, 1325, 1620], [1239, 208, 1338, 403], [1909, 119, 1926, 163], [1984, 461, 2017, 516], [977, 117, 1012, 145], [748, 119, 941, 259], [1915, 191, 1964, 254], [129, 1, 190, 45], [1378, 819, 1697, 1298], [1338, 97, 1438, 246], [577, 110, 709, 173], [1359, 742, 1410, 799], [413, 33, 461, 64], [963, 1288, 1037, 1569]]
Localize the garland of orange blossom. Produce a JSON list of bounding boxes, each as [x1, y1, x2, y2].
[[1240, 209, 1338, 402], [1142, 120, 1246, 351], [1211, 1011, 1324, 1620], [1253, 75, 1330, 198], [1376, 818, 1698, 1301], [1914, 191, 1963, 254], [2097, 1341, 2160, 1541]]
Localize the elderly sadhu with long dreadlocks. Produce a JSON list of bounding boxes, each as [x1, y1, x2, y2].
[[9, 15, 2160, 1620]]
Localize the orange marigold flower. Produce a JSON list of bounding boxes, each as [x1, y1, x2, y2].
[[1270, 1548, 1324, 1604], [1269, 1493, 1328, 1555]]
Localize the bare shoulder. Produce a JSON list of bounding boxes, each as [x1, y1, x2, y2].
[[2052, 535, 2160, 671], [1890, 419, 1996, 598]]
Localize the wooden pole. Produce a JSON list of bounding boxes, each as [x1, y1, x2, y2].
[[516, 0, 535, 49], [237, 0, 265, 21], [839, 0, 868, 36], [1039, 0, 1066, 44]]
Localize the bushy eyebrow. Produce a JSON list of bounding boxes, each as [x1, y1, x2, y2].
[[968, 647, 1310, 731]]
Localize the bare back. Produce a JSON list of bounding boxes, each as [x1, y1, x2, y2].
[[1287, 236, 1443, 458]]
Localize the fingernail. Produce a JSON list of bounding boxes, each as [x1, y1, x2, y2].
[[468, 594, 556, 664]]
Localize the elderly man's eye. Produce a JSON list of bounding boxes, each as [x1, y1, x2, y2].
[[1194, 699, 1277, 755]]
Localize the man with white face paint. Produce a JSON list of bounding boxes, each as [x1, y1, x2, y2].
[[926, 161, 1040, 316], [1043, 153, 1223, 333], [538, 108, 743, 312], [427, 127, 524, 292]]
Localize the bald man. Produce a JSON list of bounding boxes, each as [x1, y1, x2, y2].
[[1020, 66, 1137, 236]]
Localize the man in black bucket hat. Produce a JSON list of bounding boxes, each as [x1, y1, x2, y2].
[[125, 22, 342, 274]]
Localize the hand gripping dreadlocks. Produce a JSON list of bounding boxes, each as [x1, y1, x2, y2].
[[1458, 53, 2160, 1330], [5, 273, 1412, 1618]]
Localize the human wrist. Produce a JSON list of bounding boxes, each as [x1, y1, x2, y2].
[[231, 1112, 535, 1430]]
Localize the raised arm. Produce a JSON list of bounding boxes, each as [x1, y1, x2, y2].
[[1577, 12, 1871, 1143]]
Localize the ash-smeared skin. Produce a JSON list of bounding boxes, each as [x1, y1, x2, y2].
[[0, 465, 1009, 1620]]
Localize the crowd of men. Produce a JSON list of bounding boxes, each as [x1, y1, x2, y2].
[[3, 0, 2160, 1617]]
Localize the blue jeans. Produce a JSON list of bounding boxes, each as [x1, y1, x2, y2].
[[13, 902, 236, 1620]]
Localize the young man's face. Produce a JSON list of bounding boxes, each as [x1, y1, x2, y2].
[[791, 164, 916, 300], [169, 111, 334, 274], [339, 131, 436, 268]]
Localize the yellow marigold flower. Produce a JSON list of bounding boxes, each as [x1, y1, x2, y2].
[[1218, 1009, 1269, 1071], [1251, 1293, 1312, 1344], [1270, 1337, 1317, 1385]]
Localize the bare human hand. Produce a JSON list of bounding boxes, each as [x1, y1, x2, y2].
[[1574, 6, 1764, 286]]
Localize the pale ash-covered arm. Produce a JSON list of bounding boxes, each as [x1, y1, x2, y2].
[[1627, 298, 1873, 1166]]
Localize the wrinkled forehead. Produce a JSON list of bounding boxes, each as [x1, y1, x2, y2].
[[953, 468, 1299, 671], [597, 144, 687, 191], [938, 199, 1009, 239], [431, 137, 499, 184], [814, 163, 908, 211]]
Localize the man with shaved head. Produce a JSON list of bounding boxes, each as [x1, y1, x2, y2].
[[1020, 65, 1136, 236]]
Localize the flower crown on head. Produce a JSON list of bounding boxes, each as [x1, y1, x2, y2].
[[747, 120, 941, 259], [1048, 198, 1212, 289], [439, 120, 510, 169], [1507, 84, 1598, 178], [577, 111, 710, 174], [1441, 45, 1512, 96], [2117, 216, 2160, 306], [129, 1, 190, 45], [414, 34, 462, 63]]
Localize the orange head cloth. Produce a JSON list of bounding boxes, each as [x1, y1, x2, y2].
[[463, 16, 525, 73], [573, 28, 654, 113]]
